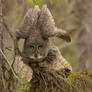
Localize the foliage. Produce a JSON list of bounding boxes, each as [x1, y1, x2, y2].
[[27, 0, 46, 8], [27, 0, 34, 4], [33, 0, 46, 8]]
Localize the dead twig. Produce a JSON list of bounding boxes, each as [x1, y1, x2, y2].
[[0, 48, 23, 84], [2, 20, 17, 67]]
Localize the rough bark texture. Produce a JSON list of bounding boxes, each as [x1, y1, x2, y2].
[[28, 65, 92, 92], [0, 0, 4, 91], [0, 0, 15, 92]]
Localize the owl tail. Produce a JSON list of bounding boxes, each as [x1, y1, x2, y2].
[[39, 5, 71, 42]]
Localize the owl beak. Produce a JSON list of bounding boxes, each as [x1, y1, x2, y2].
[[34, 51, 38, 54], [34, 50, 38, 58]]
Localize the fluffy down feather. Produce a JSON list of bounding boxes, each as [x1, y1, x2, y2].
[[16, 5, 40, 39]]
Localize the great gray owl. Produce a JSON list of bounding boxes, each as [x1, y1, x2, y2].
[[15, 5, 72, 71]]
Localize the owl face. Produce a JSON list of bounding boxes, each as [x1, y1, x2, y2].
[[22, 39, 49, 62]]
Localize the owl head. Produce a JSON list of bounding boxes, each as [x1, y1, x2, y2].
[[22, 29, 50, 63]]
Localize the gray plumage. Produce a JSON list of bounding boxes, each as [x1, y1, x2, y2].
[[16, 5, 71, 41], [16, 5, 40, 38], [15, 5, 72, 71]]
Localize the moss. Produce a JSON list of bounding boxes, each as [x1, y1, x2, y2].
[[13, 68, 92, 92], [62, 72, 92, 88], [65, 77, 73, 84]]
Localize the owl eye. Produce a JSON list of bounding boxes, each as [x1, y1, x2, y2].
[[38, 45, 42, 50], [30, 45, 34, 50]]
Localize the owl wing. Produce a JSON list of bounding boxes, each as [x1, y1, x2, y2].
[[56, 55, 72, 71], [16, 5, 40, 39], [39, 46, 72, 71], [38, 5, 71, 42]]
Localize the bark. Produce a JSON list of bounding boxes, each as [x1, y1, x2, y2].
[[28, 64, 92, 92], [0, 0, 4, 91], [0, 0, 16, 92]]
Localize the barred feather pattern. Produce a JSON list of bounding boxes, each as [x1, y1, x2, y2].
[[16, 5, 40, 38], [14, 5, 72, 82], [38, 5, 56, 39], [39, 46, 72, 71], [16, 5, 71, 42], [13, 46, 72, 82]]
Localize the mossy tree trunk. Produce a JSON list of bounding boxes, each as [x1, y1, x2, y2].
[[28, 65, 92, 92], [0, 0, 16, 92], [0, 0, 4, 91]]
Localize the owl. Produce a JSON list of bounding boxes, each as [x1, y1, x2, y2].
[[15, 5, 72, 71], [21, 29, 50, 63]]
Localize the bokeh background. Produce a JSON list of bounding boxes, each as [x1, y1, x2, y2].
[[3, 0, 92, 73]]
